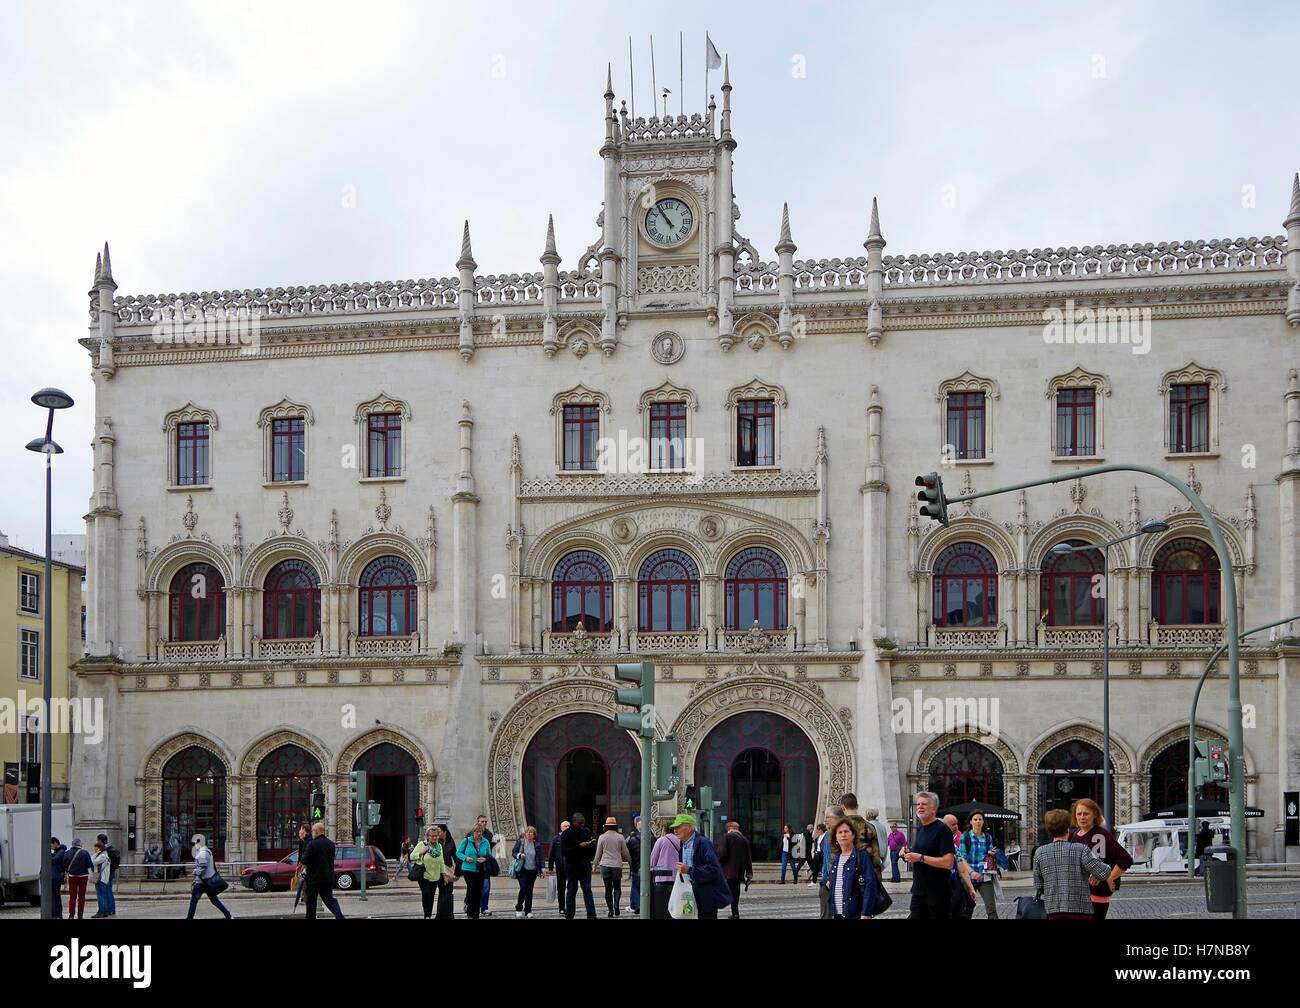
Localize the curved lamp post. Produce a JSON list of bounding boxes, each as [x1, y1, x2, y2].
[[1048, 517, 1170, 828], [25, 386, 74, 920]]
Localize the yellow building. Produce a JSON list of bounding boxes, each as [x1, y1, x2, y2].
[[1, 535, 84, 803]]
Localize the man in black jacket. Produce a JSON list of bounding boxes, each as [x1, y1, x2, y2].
[[559, 812, 598, 919], [548, 820, 570, 916], [301, 822, 346, 920], [626, 816, 642, 915], [717, 821, 754, 918]]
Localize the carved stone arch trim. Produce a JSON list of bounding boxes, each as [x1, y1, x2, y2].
[[556, 319, 601, 347], [670, 678, 854, 812], [338, 531, 429, 585], [144, 540, 235, 594], [1158, 361, 1226, 453], [162, 402, 218, 486], [1046, 365, 1112, 399], [1136, 721, 1248, 776], [238, 725, 332, 778], [1137, 513, 1246, 569], [1026, 722, 1137, 826], [1045, 366, 1110, 456], [911, 727, 1023, 778], [353, 390, 412, 424], [354, 391, 411, 478], [734, 311, 777, 349], [638, 380, 698, 413], [551, 384, 611, 470], [257, 398, 315, 482], [333, 726, 436, 838], [724, 376, 788, 411], [141, 729, 237, 855], [486, 679, 669, 842], [917, 517, 1017, 573], [716, 530, 801, 580], [627, 534, 708, 581], [242, 534, 331, 590], [528, 530, 623, 582], [257, 397, 315, 428], [1027, 515, 1131, 571]]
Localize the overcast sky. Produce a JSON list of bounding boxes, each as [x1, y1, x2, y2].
[[2, 0, 1297, 552]]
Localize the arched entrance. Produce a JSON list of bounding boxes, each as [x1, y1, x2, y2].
[[1037, 739, 1111, 836], [256, 744, 322, 860], [695, 712, 818, 861], [523, 713, 640, 855], [353, 742, 418, 860], [1148, 740, 1227, 813], [162, 746, 227, 861]]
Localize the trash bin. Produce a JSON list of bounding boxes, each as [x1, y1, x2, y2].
[[651, 868, 674, 919], [1204, 845, 1237, 913]]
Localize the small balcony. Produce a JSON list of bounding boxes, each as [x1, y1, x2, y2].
[[1036, 623, 1115, 649], [720, 623, 798, 653], [542, 625, 615, 656], [925, 623, 1008, 649], [348, 632, 420, 657], [1150, 623, 1225, 647], [158, 637, 227, 662], [628, 627, 710, 653], [252, 635, 322, 659]]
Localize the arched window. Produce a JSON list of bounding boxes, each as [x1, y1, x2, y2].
[[162, 745, 226, 860], [1040, 540, 1102, 626], [358, 556, 417, 637], [168, 563, 226, 641], [1152, 537, 1220, 625], [638, 549, 699, 632], [263, 559, 321, 639], [255, 744, 322, 860], [724, 547, 788, 630], [551, 551, 613, 632], [928, 740, 1005, 808], [1148, 741, 1226, 814], [932, 542, 998, 627]]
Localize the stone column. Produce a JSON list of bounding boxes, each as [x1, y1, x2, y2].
[[615, 575, 630, 651], [702, 574, 719, 650], [69, 664, 123, 846]]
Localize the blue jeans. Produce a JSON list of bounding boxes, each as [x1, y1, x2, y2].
[[481, 874, 491, 911], [187, 881, 232, 919], [104, 875, 116, 914], [630, 870, 640, 912], [889, 849, 901, 882], [780, 851, 792, 881]]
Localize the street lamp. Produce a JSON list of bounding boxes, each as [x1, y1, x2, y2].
[[1047, 517, 1169, 827], [26, 386, 74, 920]]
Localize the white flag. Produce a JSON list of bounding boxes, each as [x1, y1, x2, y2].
[[705, 34, 722, 70]]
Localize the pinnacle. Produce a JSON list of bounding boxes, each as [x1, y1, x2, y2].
[[605, 63, 613, 97], [776, 202, 796, 254], [1286, 172, 1300, 229], [541, 214, 560, 264], [723, 54, 730, 88], [101, 241, 113, 283], [865, 196, 885, 248], [457, 220, 476, 270]]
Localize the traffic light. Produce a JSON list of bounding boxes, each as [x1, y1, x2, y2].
[[1208, 740, 1228, 783], [366, 801, 383, 828], [614, 660, 655, 739], [698, 785, 721, 840], [683, 784, 697, 811], [349, 770, 367, 805], [916, 472, 950, 526], [654, 735, 679, 793], [311, 791, 326, 824]]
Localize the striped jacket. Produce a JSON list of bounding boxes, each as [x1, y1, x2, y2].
[[1032, 839, 1112, 916]]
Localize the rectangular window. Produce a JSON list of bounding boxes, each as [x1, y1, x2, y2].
[[648, 402, 688, 469], [945, 392, 986, 460], [1169, 383, 1210, 453], [1054, 388, 1096, 456], [366, 413, 402, 477], [20, 715, 40, 767], [736, 399, 775, 467], [176, 422, 210, 485], [271, 417, 306, 481], [20, 629, 39, 680], [562, 405, 600, 471], [19, 571, 39, 614]]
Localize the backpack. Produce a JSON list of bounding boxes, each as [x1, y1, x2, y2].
[[106, 844, 121, 871]]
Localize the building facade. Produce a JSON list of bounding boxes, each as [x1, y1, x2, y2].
[[1, 536, 84, 804], [74, 64, 1300, 864]]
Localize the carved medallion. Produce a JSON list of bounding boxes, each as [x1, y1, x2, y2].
[[650, 330, 684, 365]]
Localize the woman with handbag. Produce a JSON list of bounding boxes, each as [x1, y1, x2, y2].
[[186, 833, 233, 919], [456, 820, 493, 919], [824, 818, 878, 919], [430, 824, 457, 919], [411, 826, 446, 919], [511, 826, 544, 918], [959, 811, 1002, 919]]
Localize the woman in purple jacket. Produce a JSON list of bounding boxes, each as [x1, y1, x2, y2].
[[1068, 798, 1133, 919]]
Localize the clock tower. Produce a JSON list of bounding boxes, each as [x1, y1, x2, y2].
[[599, 57, 740, 343]]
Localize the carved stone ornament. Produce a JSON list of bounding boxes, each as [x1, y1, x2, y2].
[[650, 330, 684, 365], [698, 514, 724, 541], [610, 517, 637, 544]]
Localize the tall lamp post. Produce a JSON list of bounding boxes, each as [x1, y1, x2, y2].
[[25, 386, 74, 920], [1048, 517, 1169, 827]]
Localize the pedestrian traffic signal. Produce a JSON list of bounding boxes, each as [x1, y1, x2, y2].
[[311, 791, 326, 823], [613, 660, 656, 739], [916, 472, 950, 526], [366, 801, 382, 828], [698, 786, 721, 840], [654, 735, 679, 793], [1207, 740, 1228, 783], [349, 770, 367, 805], [684, 784, 697, 810], [1193, 739, 1229, 788]]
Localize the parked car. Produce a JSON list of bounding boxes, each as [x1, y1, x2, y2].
[[240, 844, 388, 893]]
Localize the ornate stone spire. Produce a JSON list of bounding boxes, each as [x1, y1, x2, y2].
[[457, 221, 477, 361], [775, 202, 796, 255], [865, 197, 885, 249], [456, 220, 476, 271], [541, 214, 559, 264], [1285, 173, 1300, 326], [1285, 172, 1300, 231]]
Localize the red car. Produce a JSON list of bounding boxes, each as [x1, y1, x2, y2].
[[240, 845, 389, 893]]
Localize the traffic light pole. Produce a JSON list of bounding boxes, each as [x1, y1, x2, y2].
[[1186, 614, 1298, 877], [940, 461, 1246, 918], [639, 735, 652, 920]]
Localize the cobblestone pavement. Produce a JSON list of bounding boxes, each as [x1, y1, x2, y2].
[[5, 876, 1298, 919]]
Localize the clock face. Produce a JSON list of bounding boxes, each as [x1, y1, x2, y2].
[[645, 197, 694, 247]]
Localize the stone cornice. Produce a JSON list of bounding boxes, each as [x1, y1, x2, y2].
[[519, 469, 818, 500]]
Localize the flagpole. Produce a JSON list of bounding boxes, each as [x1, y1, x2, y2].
[[628, 35, 635, 120], [650, 35, 657, 118]]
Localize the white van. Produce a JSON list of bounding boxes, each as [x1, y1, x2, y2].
[[1115, 816, 1230, 874]]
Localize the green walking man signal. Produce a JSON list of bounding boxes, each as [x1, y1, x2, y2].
[[916, 472, 950, 526], [310, 791, 326, 823], [613, 660, 656, 739]]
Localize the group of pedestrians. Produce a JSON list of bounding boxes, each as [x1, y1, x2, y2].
[[48, 833, 119, 919]]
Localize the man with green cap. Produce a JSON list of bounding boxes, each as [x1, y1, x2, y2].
[[648, 812, 730, 919]]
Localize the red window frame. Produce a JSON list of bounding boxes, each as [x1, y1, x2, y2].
[[271, 417, 305, 482], [945, 392, 986, 460], [176, 422, 209, 486], [367, 413, 402, 477], [724, 547, 788, 630], [562, 405, 600, 471], [551, 550, 614, 632], [1169, 383, 1209, 453], [736, 399, 775, 467], [932, 542, 998, 627], [168, 562, 226, 641], [358, 556, 417, 637], [638, 549, 700, 631], [1054, 388, 1096, 457], [648, 402, 688, 469], [263, 560, 321, 639], [1152, 537, 1220, 625], [1039, 541, 1103, 626]]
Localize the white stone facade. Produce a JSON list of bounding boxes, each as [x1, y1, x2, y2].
[[73, 64, 1300, 863]]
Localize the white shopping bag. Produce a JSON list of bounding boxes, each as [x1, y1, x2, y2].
[[668, 871, 698, 919], [546, 873, 558, 903], [992, 875, 1005, 901]]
